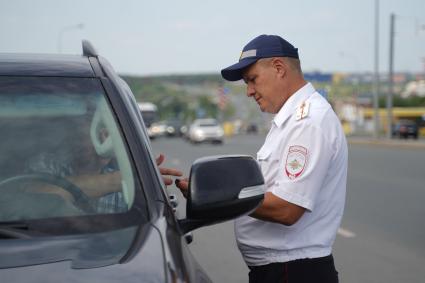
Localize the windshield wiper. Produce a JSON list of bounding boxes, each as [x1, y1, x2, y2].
[[0, 222, 48, 239]]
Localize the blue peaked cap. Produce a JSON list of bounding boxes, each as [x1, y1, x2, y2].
[[221, 34, 299, 81]]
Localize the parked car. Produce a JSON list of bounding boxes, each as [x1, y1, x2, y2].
[[0, 42, 265, 282], [392, 119, 419, 139], [188, 118, 224, 144]]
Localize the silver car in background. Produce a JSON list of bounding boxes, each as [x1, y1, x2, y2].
[[188, 118, 224, 144]]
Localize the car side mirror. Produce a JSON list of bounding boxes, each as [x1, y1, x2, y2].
[[179, 155, 264, 234]]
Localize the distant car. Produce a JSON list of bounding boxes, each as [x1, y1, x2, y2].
[[246, 123, 259, 134], [148, 121, 167, 139], [165, 119, 184, 137], [0, 42, 265, 282], [188, 118, 224, 144], [392, 119, 419, 139], [180, 124, 190, 139]]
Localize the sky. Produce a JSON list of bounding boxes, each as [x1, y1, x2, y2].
[[1, 0, 424, 76]]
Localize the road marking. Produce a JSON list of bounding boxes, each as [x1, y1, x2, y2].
[[338, 227, 356, 238]]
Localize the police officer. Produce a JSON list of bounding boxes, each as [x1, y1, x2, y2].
[[219, 34, 348, 283]]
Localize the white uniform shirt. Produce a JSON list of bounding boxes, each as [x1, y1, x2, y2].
[[235, 83, 348, 266]]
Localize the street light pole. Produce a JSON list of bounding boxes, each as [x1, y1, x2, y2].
[[387, 13, 395, 139], [57, 23, 85, 53], [373, 0, 380, 138]]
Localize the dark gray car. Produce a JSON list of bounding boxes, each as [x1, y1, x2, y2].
[[0, 42, 264, 282]]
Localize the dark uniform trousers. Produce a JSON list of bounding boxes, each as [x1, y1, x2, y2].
[[248, 254, 338, 283]]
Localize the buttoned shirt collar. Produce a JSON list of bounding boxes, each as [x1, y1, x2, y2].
[[273, 82, 316, 128]]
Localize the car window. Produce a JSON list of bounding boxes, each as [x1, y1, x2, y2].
[[195, 119, 219, 127], [199, 122, 218, 127], [0, 77, 138, 222]]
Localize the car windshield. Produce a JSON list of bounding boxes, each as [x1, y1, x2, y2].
[[197, 120, 218, 127], [200, 123, 218, 127], [0, 77, 138, 222]]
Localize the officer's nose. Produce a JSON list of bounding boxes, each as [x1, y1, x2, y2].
[[246, 84, 255, 97]]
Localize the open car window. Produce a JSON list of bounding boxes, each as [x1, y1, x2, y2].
[[0, 77, 139, 222]]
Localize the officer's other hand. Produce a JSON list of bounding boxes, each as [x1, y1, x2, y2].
[[175, 178, 189, 198], [156, 153, 183, 186]]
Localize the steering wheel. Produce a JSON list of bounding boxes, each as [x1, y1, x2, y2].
[[0, 173, 96, 213]]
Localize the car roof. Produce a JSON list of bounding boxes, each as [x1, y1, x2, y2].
[[0, 53, 95, 77]]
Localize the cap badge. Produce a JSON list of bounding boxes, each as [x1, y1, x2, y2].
[[239, 49, 257, 60], [295, 101, 310, 121], [285, 145, 308, 180]]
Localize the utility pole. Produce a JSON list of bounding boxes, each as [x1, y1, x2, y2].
[[373, 0, 380, 138], [387, 13, 395, 139]]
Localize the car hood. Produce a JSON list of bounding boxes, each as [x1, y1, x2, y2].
[[0, 225, 166, 283]]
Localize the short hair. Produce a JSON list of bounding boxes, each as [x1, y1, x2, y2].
[[258, 57, 302, 74], [282, 57, 302, 74]]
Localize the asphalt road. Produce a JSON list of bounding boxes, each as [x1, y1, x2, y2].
[[151, 135, 425, 283]]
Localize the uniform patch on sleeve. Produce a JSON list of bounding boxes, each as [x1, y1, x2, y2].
[[285, 145, 308, 179]]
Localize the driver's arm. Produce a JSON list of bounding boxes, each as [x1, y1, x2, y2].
[[33, 154, 182, 200], [31, 171, 122, 200], [66, 171, 122, 198]]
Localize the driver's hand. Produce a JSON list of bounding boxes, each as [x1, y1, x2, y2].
[[156, 154, 183, 186]]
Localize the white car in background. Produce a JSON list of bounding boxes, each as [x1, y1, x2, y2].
[[188, 118, 224, 144]]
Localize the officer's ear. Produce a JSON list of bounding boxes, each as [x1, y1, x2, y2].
[[271, 57, 286, 78]]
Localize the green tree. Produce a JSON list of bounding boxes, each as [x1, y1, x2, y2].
[[198, 95, 218, 118], [379, 95, 425, 107]]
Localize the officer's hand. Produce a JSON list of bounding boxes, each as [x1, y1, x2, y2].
[[156, 154, 183, 186]]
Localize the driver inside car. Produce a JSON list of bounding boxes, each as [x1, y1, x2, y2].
[[24, 125, 125, 214], [24, 123, 182, 214]]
